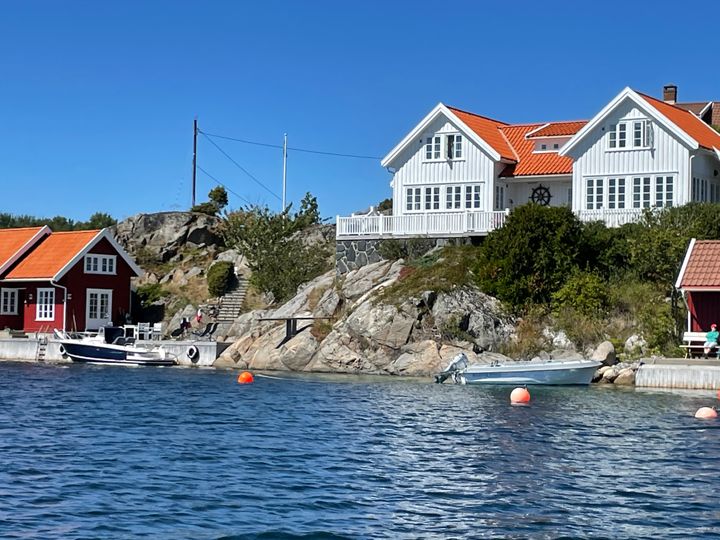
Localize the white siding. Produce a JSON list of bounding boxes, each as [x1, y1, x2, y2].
[[567, 98, 692, 211], [691, 151, 720, 202], [390, 115, 497, 216]]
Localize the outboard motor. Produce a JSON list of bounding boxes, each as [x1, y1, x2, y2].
[[434, 352, 469, 384]]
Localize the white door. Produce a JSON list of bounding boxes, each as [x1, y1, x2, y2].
[[86, 288, 113, 330]]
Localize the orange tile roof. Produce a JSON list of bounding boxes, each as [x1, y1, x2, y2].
[[6, 230, 100, 280], [527, 121, 587, 138], [679, 241, 720, 289], [638, 92, 720, 151], [447, 106, 517, 161], [0, 227, 46, 269], [499, 124, 576, 177]]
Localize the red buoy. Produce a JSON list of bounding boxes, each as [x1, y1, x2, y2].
[[237, 371, 254, 384], [695, 407, 717, 419], [510, 387, 531, 404]]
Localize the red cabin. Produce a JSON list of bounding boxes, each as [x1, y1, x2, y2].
[[0, 226, 142, 332], [676, 239, 720, 333]]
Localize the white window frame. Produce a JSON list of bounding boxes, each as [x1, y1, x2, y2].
[[585, 178, 604, 210], [1, 288, 19, 315], [85, 254, 117, 275], [86, 288, 113, 328], [444, 186, 462, 210], [424, 187, 441, 211], [608, 178, 626, 209], [465, 185, 481, 210], [609, 120, 652, 150], [36, 288, 55, 321], [424, 135, 442, 161], [446, 134, 463, 160], [495, 185, 505, 210], [405, 187, 422, 212], [423, 133, 464, 162]]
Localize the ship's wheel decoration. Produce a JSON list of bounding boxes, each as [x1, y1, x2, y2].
[[530, 184, 552, 206]]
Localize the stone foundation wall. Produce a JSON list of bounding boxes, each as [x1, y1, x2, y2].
[[336, 237, 470, 274]]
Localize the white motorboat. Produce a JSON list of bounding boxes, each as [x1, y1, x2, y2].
[[436, 353, 601, 385], [54, 326, 176, 367]]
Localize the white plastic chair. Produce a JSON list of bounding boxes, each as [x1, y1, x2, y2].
[[151, 322, 163, 340], [137, 322, 151, 340]]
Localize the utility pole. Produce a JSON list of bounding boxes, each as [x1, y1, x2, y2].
[[282, 133, 288, 211], [192, 117, 198, 207]]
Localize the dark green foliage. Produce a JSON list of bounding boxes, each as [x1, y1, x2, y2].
[[136, 283, 168, 308], [551, 270, 608, 316], [222, 194, 330, 303], [377, 198, 393, 212], [0, 212, 116, 231], [208, 186, 229, 210], [191, 202, 221, 216], [474, 204, 583, 308], [207, 261, 235, 297]]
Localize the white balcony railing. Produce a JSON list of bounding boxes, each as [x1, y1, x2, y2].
[[336, 207, 648, 240], [575, 208, 646, 227], [336, 210, 509, 239]]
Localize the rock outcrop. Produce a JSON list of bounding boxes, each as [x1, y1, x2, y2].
[[112, 212, 223, 262], [213, 260, 514, 376]]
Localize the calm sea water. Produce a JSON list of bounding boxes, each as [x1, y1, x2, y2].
[[1, 362, 720, 539]]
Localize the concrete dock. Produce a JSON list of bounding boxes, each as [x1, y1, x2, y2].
[[636, 358, 720, 390], [0, 336, 228, 367]]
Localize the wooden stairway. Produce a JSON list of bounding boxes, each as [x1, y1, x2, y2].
[[216, 278, 248, 322]]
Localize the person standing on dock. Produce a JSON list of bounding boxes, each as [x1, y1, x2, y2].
[[703, 324, 719, 358]]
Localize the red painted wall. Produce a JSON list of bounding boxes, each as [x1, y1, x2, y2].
[[61, 238, 134, 331], [1, 238, 135, 332], [687, 292, 720, 332]]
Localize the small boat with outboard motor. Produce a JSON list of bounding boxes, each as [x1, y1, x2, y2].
[[435, 353, 600, 385], [54, 326, 177, 367]]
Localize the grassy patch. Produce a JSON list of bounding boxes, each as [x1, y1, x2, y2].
[[310, 320, 333, 342], [376, 245, 477, 305]]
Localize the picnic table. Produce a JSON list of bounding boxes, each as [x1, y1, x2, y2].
[[259, 315, 333, 345]]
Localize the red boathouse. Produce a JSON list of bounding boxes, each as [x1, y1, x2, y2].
[[676, 238, 720, 332], [0, 226, 142, 333]]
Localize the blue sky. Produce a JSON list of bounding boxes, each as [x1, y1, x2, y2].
[[1, 0, 718, 223]]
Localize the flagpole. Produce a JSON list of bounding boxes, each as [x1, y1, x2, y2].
[[282, 133, 287, 211]]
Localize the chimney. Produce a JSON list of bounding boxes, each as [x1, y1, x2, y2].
[[663, 84, 678, 104]]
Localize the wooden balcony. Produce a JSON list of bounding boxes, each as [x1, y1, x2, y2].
[[336, 207, 648, 240]]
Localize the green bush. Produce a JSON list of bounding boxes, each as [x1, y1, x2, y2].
[[474, 204, 583, 309], [136, 283, 168, 308], [207, 261, 235, 297], [551, 271, 608, 316]]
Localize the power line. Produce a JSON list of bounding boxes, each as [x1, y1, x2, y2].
[[199, 129, 382, 160], [196, 165, 251, 205], [199, 132, 282, 201]]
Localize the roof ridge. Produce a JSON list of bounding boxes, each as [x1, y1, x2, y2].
[[446, 105, 509, 126], [0, 226, 46, 232], [50, 229, 101, 235]]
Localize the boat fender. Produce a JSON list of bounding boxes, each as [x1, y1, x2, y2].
[[58, 344, 66, 357], [187, 345, 199, 362]]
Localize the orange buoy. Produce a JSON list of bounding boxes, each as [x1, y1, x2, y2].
[[237, 371, 254, 384], [510, 387, 531, 404], [694, 407, 717, 419]]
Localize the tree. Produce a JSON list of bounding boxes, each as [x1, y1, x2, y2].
[[84, 212, 117, 229], [208, 186, 228, 211], [222, 198, 330, 302], [474, 204, 583, 308]]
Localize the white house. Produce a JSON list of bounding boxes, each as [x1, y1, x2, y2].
[[336, 85, 720, 240]]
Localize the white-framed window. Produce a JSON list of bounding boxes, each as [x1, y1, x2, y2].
[[632, 177, 652, 208], [405, 187, 422, 211], [495, 185, 505, 210], [586, 178, 604, 209], [608, 178, 625, 209], [423, 187, 440, 210], [85, 254, 116, 275], [424, 133, 463, 161], [541, 144, 547, 150], [1, 288, 19, 315], [465, 185, 481, 209], [447, 134, 463, 159], [445, 186, 462, 210], [609, 120, 652, 150], [36, 288, 55, 321], [655, 176, 674, 207], [553, 143, 559, 150]]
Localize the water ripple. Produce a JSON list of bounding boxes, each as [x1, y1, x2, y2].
[[1, 362, 719, 539]]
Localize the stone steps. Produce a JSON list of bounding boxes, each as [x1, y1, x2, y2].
[[216, 279, 248, 322]]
